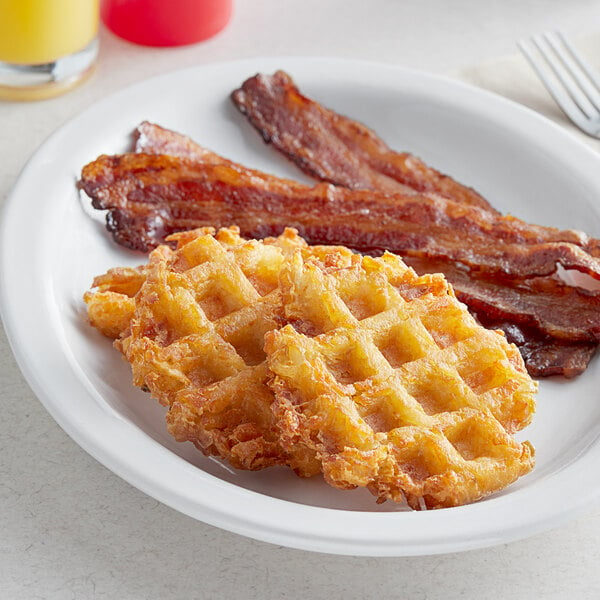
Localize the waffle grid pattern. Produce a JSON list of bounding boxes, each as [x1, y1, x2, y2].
[[85, 228, 536, 509], [266, 251, 536, 509]]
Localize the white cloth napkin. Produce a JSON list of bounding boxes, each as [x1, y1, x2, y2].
[[453, 32, 600, 153]]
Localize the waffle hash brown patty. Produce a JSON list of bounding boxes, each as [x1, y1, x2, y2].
[[84, 227, 537, 509], [265, 250, 537, 509]]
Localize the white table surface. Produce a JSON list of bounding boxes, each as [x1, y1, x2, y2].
[[3, 1, 600, 598]]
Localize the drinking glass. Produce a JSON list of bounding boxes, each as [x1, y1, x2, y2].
[[0, 0, 99, 100]]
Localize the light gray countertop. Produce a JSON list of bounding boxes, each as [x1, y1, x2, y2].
[[3, 1, 600, 598]]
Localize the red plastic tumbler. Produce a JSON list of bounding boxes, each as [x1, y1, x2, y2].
[[101, 0, 232, 47]]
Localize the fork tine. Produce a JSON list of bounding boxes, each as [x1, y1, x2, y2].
[[532, 34, 597, 119], [556, 32, 600, 96], [517, 39, 589, 129], [543, 31, 600, 114]]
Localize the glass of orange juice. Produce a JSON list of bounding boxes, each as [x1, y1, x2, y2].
[[0, 0, 99, 100]]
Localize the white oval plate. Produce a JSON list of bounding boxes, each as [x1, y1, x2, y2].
[[3, 57, 600, 557]]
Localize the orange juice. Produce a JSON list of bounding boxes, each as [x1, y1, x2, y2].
[[0, 0, 99, 65]]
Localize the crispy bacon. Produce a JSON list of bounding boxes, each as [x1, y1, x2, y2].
[[80, 152, 600, 282], [135, 123, 600, 258], [231, 72, 600, 254], [231, 70, 500, 213]]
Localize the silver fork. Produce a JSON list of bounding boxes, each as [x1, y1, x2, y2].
[[518, 31, 600, 138]]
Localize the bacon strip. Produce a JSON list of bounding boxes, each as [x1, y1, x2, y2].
[[231, 72, 600, 255], [231, 70, 500, 214], [135, 122, 598, 255], [80, 152, 600, 283]]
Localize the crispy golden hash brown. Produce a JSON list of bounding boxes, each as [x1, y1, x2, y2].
[[84, 227, 537, 509], [265, 251, 536, 509], [84, 266, 146, 338], [84, 227, 356, 475]]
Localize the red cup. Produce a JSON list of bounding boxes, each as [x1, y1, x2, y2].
[[101, 0, 232, 47]]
